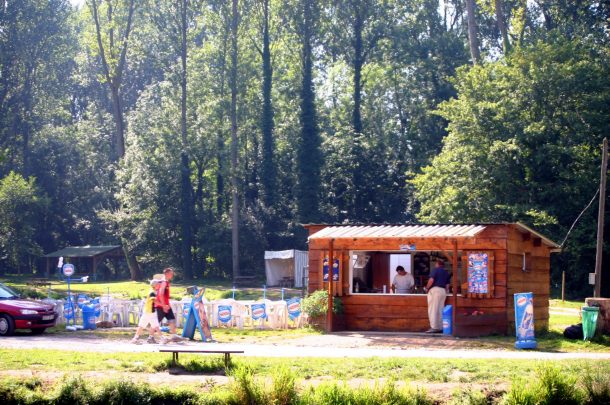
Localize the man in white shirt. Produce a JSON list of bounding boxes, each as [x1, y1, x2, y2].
[[391, 265, 414, 294]]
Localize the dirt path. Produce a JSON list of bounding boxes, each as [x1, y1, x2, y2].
[[1, 330, 609, 360]]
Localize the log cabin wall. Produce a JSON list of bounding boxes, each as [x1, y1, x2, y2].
[[506, 226, 551, 333]]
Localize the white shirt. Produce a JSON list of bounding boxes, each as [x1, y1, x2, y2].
[[392, 272, 414, 293]]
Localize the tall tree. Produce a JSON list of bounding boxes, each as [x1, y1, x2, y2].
[[178, 0, 194, 279], [258, 0, 277, 208], [295, 0, 322, 223], [88, 0, 135, 160], [230, 0, 240, 280], [88, 0, 141, 280]]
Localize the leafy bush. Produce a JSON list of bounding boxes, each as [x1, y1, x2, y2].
[[581, 368, 610, 404], [269, 366, 298, 405], [229, 365, 265, 404], [302, 290, 343, 318], [502, 365, 585, 405]]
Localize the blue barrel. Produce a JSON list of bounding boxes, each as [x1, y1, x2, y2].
[[81, 304, 97, 330], [442, 305, 453, 335]]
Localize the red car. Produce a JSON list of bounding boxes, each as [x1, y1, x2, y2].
[[0, 282, 56, 336]]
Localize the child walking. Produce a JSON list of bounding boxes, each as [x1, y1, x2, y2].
[[131, 284, 167, 344]]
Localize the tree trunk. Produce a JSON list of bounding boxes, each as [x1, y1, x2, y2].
[[122, 243, 141, 280], [495, 0, 510, 53], [179, 0, 193, 279], [466, 0, 481, 64], [216, 23, 229, 218], [261, 0, 277, 208], [109, 85, 125, 160], [230, 0, 240, 280]]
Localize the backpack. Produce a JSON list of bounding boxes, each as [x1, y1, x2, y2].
[[563, 323, 583, 340]]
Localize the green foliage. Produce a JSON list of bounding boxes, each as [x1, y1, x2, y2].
[[502, 365, 585, 405], [449, 387, 488, 405], [301, 380, 432, 405], [302, 290, 343, 318], [413, 37, 610, 297], [229, 365, 266, 405], [0, 172, 47, 273], [1, 0, 609, 294], [269, 366, 298, 405]]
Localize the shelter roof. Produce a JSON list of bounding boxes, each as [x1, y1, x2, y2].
[[43, 245, 122, 258], [307, 223, 560, 249], [264, 250, 308, 260]]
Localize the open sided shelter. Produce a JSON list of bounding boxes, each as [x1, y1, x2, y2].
[[305, 223, 560, 336], [43, 245, 124, 280], [264, 250, 308, 288]]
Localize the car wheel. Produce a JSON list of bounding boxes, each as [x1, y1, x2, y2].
[[30, 328, 46, 335], [0, 314, 15, 336]]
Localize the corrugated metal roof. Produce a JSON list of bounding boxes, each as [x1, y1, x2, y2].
[[43, 245, 122, 258], [308, 224, 487, 240], [307, 223, 561, 249]]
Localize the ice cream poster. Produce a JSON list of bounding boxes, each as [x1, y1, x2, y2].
[[467, 253, 489, 294], [323, 258, 339, 282], [514, 292, 535, 340]]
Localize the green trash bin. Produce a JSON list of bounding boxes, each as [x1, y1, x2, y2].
[[582, 306, 599, 340]]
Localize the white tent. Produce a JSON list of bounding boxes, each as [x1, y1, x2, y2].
[[264, 249, 308, 288]]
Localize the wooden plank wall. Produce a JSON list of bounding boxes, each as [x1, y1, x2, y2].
[[343, 295, 430, 331], [506, 227, 551, 333]]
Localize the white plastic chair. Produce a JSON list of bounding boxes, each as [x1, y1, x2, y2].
[[128, 300, 143, 325], [215, 299, 246, 329]]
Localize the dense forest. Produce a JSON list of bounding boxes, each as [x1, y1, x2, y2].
[[1, 0, 609, 298]]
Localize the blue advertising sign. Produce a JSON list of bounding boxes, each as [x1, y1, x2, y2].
[[64, 300, 75, 320], [323, 258, 339, 282], [62, 263, 75, 277], [91, 298, 101, 317], [217, 305, 232, 324], [286, 297, 302, 320], [514, 292, 537, 349], [251, 303, 267, 320], [467, 253, 489, 294]]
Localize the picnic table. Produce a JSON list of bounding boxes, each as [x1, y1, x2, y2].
[[159, 347, 244, 368]]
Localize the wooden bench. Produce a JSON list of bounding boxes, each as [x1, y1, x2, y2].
[[26, 278, 52, 289], [159, 348, 244, 368], [233, 276, 257, 287]]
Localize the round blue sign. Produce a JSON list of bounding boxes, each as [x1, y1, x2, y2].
[[62, 263, 75, 277]]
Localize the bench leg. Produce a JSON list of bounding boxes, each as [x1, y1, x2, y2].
[[173, 352, 178, 366], [224, 353, 230, 368]]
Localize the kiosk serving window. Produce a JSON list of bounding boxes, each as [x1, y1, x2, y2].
[[350, 250, 465, 295]]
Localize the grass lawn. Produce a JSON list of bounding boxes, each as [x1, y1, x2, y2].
[[2, 277, 608, 403]]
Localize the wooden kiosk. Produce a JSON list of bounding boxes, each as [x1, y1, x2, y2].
[[305, 223, 560, 337]]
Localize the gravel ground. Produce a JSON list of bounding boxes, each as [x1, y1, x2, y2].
[[1, 330, 609, 360]]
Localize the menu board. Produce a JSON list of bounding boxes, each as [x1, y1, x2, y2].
[[467, 253, 489, 294]]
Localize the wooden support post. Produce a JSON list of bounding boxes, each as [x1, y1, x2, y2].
[[452, 240, 458, 336], [327, 239, 334, 332], [562, 271, 565, 302], [595, 137, 607, 298]]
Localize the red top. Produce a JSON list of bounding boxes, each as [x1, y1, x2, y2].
[[155, 281, 170, 307]]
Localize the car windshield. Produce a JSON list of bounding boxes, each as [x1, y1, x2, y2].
[[0, 283, 19, 299]]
